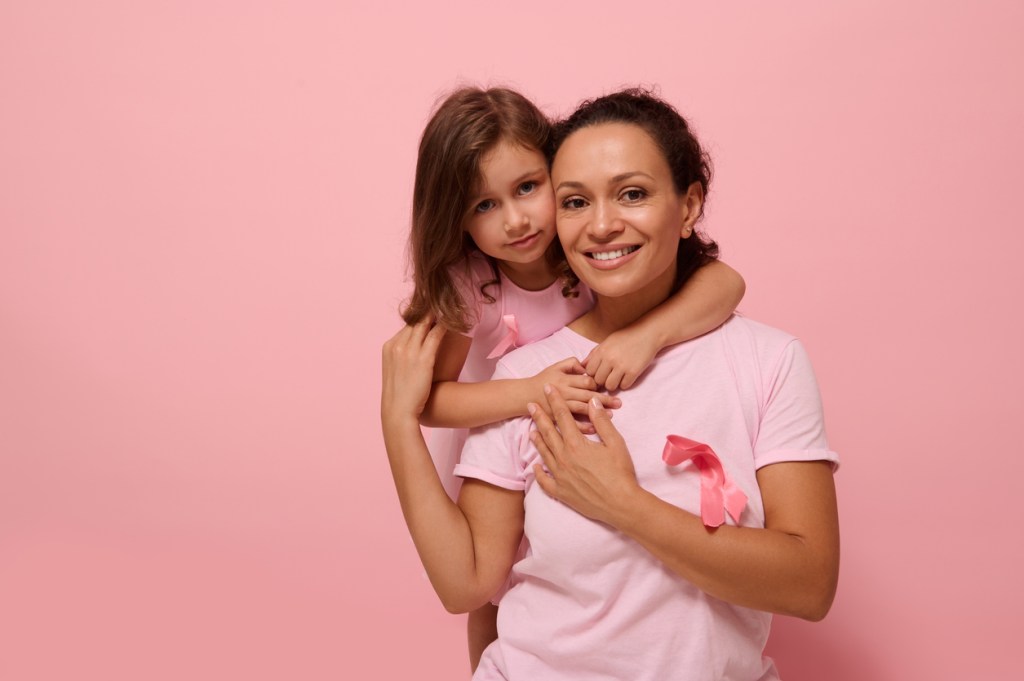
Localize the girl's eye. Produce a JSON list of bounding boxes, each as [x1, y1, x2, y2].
[[474, 199, 496, 213], [622, 189, 646, 202], [518, 181, 536, 195], [561, 197, 587, 210]]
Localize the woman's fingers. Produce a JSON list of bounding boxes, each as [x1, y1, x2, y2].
[[528, 402, 563, 470]]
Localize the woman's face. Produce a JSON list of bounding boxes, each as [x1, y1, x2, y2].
[[552, 122, 697, 300]]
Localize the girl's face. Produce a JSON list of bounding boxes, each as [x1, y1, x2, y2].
[[552, 122, 700, 300], [462, 141, 557, 268]]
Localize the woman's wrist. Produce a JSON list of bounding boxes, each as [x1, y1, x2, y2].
[[381, 410, 423, 434]]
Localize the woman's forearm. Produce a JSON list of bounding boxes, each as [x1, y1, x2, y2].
[[608, 462, 839, 620], [382, 414, 491, 611], [382, 414, 521, 612]]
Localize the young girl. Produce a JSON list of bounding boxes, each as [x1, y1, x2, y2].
[[394, 86, 745, 670]]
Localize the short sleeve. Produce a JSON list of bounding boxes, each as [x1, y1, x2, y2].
[[450, 254, 500, 340], [754, 340, 840, 470], [453, 361, 532, 489]]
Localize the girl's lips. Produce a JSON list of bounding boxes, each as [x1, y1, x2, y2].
[[507, 231, 542, 249], [583, 245, 642, 270]]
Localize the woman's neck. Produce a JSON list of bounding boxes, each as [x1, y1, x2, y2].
[[569, 261, 676, 342]]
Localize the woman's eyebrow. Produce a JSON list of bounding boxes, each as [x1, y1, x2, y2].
[[611, 171, 655, 183], [556, 171, 655, 192]]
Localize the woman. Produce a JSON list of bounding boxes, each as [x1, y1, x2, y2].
[[381, 89, 839, 680]]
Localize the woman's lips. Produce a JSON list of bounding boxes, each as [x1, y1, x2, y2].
[[583, 245, 641, 270], [507, 232, 542, 249]]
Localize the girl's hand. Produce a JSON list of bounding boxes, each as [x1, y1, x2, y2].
[[381, 318, 447, 422], [529, 358, 622, 418], [582, 327, 660, 391], [528, 386, 641, 526]]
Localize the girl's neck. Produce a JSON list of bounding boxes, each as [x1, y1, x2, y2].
[[497, 257, 557, 291]]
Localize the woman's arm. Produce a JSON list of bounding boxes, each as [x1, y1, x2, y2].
[[583, 260, 745, 390], [528, 389, 839, 621], [420, 330, 620, 429], [381, 320, 525, 612]]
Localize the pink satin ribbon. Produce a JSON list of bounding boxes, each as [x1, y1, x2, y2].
[[662, 435, 747, 528], [486, 314, 519, 359]]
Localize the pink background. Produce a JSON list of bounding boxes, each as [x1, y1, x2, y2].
[[2, 2, 1021, 679]]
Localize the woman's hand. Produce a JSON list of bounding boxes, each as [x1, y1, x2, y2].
[[528, 385, 641, 525], [528, 358, 622, 418], [582, 327, 660, 391], [381, 317, 447, 422]]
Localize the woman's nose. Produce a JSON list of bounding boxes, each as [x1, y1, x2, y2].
[[590, 201, 622, 239]]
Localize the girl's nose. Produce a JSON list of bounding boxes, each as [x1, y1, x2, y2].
[[504, 206, 530, 233]]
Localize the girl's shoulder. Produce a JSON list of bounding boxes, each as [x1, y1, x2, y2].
[[450, 251, 502, 338]]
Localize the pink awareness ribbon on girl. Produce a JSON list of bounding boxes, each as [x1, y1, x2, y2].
[[486, 314, 519, 359], [662, 435, 747, 528]]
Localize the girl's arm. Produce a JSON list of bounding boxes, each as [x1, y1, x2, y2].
[[528, 389, 839, 621], [583, 260, 745, 390], [381, 320, 526, 612], [420, 330, 620, 429]]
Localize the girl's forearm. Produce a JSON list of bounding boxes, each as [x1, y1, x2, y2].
[[420, 379, 530, 428], [632, 259, 745, 349]]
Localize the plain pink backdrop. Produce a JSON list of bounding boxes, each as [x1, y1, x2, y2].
[[2, 2, 1022, 679]]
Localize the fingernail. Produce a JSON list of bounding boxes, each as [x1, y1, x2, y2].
[[591, 397, 603, 410], [612, 398, 622, 407], [543, 384, 552, 395], [527, 403, 537, 415]]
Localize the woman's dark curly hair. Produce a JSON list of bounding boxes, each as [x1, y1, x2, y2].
[[548, 88, 719, 294]]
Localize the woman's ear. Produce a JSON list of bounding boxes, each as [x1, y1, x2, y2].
[[679, 181, 705, 238]]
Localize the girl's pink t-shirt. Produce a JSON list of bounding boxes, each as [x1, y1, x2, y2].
[[428, 252, 594, 499], [455, 316, 839, 681]]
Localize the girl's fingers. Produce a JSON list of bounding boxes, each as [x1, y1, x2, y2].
[[575, 419, 597, 435], [565, 400, 591, 416], [620, 371, 637, 390], [543, 385, 585, 444], [588, 397, 625, 448], [605, 368, 624, 392], [569, 375, 598, 391]]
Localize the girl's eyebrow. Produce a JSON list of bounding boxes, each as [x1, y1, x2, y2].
[[469, 168, 546, 202], [556, 171, 654, 193], [512, 167, 546, 184]]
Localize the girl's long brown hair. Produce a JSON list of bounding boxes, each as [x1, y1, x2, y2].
[[401, 87, 552, 332]]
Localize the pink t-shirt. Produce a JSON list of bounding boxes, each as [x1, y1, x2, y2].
[[428, 251, 594, 500], [455, 315, 839, 681]]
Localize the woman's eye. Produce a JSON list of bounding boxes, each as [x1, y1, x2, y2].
[[518, 181, 536, 195], [622, 189, 646, 202], [474, 199, 496, 213], [561, 197, 587, 210]]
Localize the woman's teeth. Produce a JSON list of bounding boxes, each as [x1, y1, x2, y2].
[[589, 246, 639, 261]]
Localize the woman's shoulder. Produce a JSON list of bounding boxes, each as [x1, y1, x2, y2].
[[715, 315, 814, 377], [493, 327, 588, 379]]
